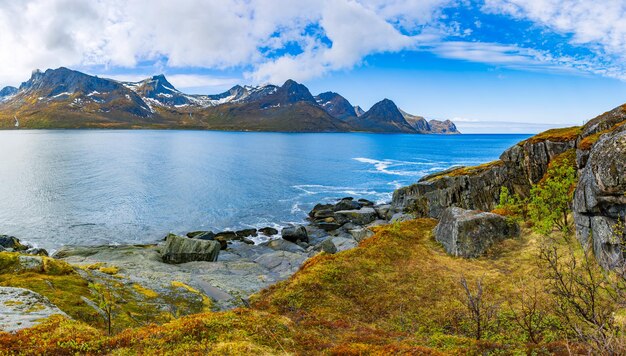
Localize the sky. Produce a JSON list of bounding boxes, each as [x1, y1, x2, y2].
[[1, 0, 626, 133]]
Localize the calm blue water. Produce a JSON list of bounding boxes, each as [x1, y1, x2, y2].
[[0, 130, 529, 250]]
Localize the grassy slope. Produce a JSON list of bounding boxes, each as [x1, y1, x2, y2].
[[0, 219, 580, 355]]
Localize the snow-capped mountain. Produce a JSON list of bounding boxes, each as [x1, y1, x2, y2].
[[0, 67, 459, 133]]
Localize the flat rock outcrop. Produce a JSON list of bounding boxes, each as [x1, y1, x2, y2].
[[0, 287, 68, 332], [434, 207, 520, 258]]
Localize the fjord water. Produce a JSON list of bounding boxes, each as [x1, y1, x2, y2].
[[0, 130, 528, 250]]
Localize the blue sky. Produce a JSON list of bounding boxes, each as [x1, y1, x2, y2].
[[1, 0, 626, 133]]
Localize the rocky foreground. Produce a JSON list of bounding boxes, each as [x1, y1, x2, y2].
[[0, 196, 415, 332], [0, 102, 624, 354]]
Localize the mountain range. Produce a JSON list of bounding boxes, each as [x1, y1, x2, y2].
[[0, 67, 459, 133]]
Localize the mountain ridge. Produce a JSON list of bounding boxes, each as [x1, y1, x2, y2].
[[0, 67, 460, 133]]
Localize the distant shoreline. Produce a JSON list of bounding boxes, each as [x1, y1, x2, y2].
[[0, 128, 539, 135]]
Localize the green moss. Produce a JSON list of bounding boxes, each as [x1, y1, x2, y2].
[[0, 253, 215, 334]]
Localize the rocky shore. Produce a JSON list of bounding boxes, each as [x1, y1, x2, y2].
[[1, 196, 407, 323]]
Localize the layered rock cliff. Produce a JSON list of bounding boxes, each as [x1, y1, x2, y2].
[[573, 107, 626, 268], [391, 126, 579, 217]]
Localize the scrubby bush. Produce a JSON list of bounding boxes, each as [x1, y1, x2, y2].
[[529, 158, 577, 235]]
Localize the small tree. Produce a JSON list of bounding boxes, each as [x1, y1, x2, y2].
[[529, 159, 577, 235], [90, 282, 118, 335], [495, 186, 527, 221], [539, 239, 622, 354], [507, 280, 551, 344], [459, 276, 499, 340]]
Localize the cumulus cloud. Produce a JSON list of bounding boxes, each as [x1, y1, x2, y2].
[[0, 0, 443, 83], [0, 0, 449, 86], [0, 0, 624, 88]]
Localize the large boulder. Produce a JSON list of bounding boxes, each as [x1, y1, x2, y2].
[[434, 207, 520, 258], [335, 207, 378, 225], [281, 225, 309, 243], [574, 127, 626, 268], [161, 234, 220, 264]]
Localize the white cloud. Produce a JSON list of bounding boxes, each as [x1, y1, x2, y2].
[[483, 0, 626, 78], [0, 0, 449, 87], [0, 0, 624, 88]]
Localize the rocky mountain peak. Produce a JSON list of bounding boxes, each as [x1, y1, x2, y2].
[[315, 91, 357, 121], [429, 119, 460, 134], [400, 109, 430, 133], [18, 67, 119, 97], [364, 99, 404, 121], [278, 79, 316, 104], [0, 86, 17, 98]]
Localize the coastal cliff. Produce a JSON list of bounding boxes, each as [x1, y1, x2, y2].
[[391, 103, 626, 269], [391, 126, 579, 217]]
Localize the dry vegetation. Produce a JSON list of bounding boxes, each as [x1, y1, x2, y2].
[[520, 126, 582, 145], [423, 160, 504, 182], [0, 216, 606, 354]]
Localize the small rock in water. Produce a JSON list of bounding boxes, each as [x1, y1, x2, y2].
[[259, 227, 279, 236], [25, 248, 49, 256], [236, 229, 258, 238], [194, 231, 217, 241], [186, 231, 212, 238], [0, 235, 28, 251], [309, 204, 334, 218], [215, 231, 238, 240]]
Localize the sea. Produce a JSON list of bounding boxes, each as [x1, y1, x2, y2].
[[0, 130, 529, 250]]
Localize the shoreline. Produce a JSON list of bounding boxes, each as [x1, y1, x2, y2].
[[2, 196, 407, 311]]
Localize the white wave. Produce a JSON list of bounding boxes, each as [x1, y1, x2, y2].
[[291, 203, 303, 214], [292, 184, 380, 196], [353, 157, 429, 177]]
